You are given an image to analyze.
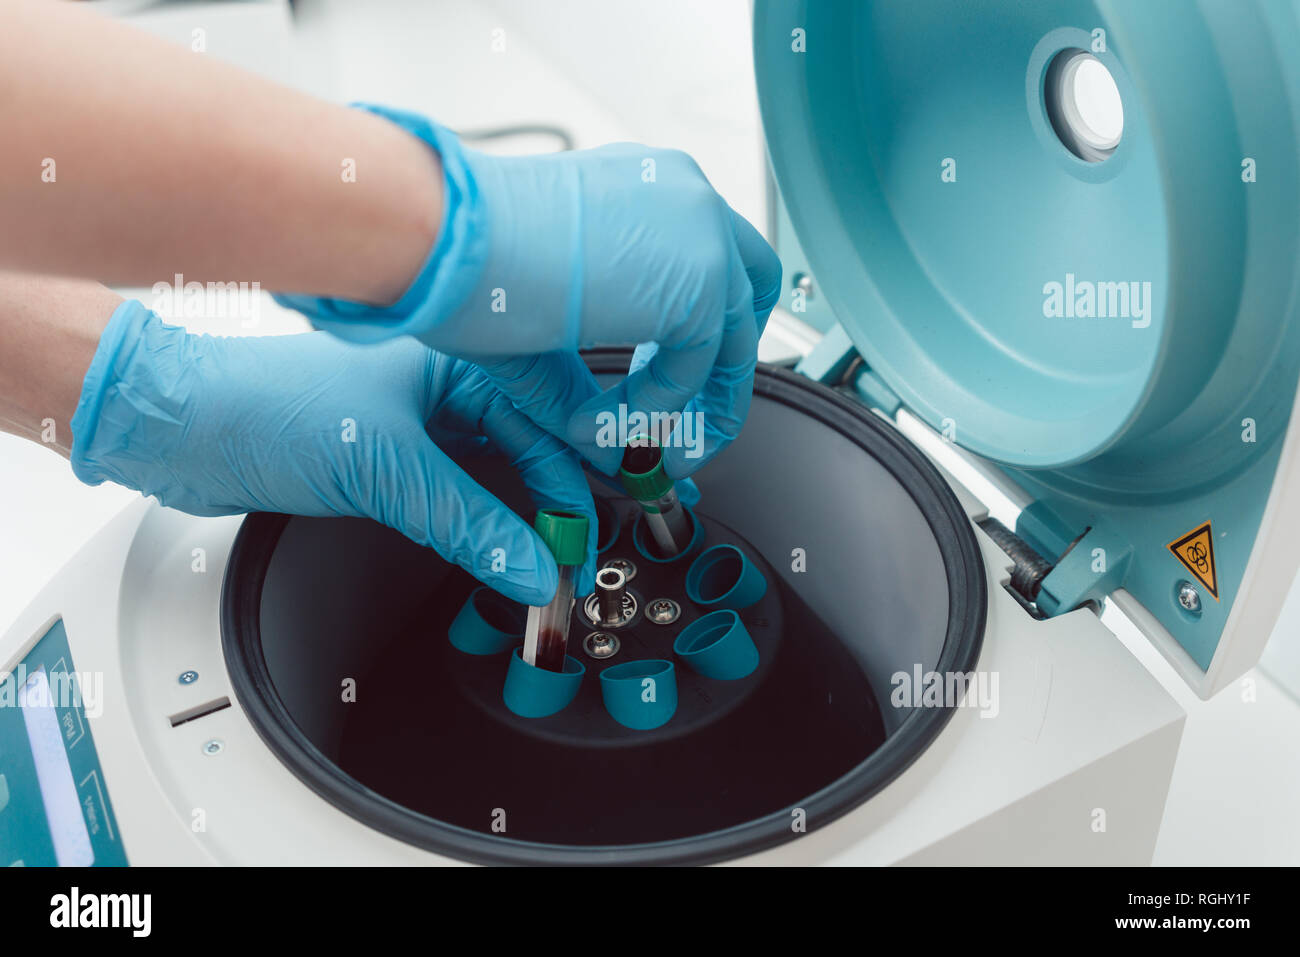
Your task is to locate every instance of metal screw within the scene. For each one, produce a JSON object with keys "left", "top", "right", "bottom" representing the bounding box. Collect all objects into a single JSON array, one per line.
[
  {"left": 202, "top": 739, "right": 224, "bottom": 756},
  {"left": 1177, "top": 581, "right": 1202, "bottom": 614},
  {"left": 602, "top": 557, "right": 637, "bottom": 583},
  {"left": 583, "top": 632, "right": 621, "bottom": 659},
  {"left": 793, "top": 272, "right": 815, "bottom": 300},
  {"left": 178, "top": 671, "right": 199, "bottom": 685},
  {"left": 645, "top": 598, "right": 681, "bottom": 625}
]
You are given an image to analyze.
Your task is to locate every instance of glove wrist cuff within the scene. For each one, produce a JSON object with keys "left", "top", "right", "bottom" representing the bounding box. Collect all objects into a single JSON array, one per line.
[
  {"left": 69, "top": 300, "right": 155, "bottom": 487},
  {"left": 272, "top": 105, "right": 489, "bottom": 345}
]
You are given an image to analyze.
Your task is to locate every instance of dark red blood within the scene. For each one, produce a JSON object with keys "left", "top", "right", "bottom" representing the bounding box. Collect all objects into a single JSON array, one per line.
[{"left": 534, "top": 626, "right": 568, "bottom": 672}]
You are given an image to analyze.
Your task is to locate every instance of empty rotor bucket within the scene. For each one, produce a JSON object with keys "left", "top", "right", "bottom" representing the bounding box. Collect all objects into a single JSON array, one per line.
[
  {"left": 600, "top": 659, "right": 678, "bottom": 730},
  {"left": 448, "top": 587, "right": 526, "bottom": 655},
  {"left": 685, "top": 544, "right": 768, "bottom": 611},
  {"left": 594, "top": 496, "right": 621, "bottom": 554},
  {"left": 673, "top": 610, "right": 760, "bottom": 681}
]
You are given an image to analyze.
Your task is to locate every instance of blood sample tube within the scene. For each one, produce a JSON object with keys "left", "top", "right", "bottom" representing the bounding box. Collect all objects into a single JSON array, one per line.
[
  {"left": 522, "top": 509, "right": 589, "bottom": 672},
  {"left": 619, "top": 436, "right": 692, "bottom": 557}
]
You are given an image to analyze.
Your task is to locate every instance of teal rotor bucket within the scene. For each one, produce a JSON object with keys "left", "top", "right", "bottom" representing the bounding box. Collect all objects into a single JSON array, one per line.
[{"left": 755, "top": 0, "right": 1300, "bottom": 481}]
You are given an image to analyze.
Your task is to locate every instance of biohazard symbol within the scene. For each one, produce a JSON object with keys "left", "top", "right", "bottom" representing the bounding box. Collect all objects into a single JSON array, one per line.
[{"left": 1167, "top": 521, "right": 1219, "bottom": 601}]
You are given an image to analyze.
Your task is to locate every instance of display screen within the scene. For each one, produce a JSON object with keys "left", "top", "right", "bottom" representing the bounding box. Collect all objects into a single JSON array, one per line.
[
  {"left": 18, "top": 669, "right": 94, "bottom": 866},
  {"left": 0, "top": 619, "right": 127, "bottom": 866}
]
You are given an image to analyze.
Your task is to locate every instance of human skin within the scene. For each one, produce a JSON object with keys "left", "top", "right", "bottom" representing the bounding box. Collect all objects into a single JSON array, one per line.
[
  {"left": 0, "top": 0, "right": 444, "bottom": 449},
  {"left": 0, "top": 0, "right": 442, "bottom": 306},
  {"left": 0, "top": 273, "right": 119, "bottom": 454}
]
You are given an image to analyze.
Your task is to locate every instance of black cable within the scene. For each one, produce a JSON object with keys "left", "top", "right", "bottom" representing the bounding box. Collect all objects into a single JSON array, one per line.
[{"left": 455, "top": 123, "right": 576, "bottom": 152}]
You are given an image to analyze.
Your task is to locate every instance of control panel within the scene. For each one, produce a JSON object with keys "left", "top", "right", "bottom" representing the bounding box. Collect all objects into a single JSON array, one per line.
[{"left": 0, "top": 619, "right": 126, "bottom": 866}]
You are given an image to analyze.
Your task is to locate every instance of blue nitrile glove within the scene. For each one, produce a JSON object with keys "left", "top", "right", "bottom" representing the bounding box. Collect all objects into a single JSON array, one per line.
[
  {"left": 69, "top": 300, "right": 598, "bottom": 603},
  {"left": 273, "top": 105, "right": 782, "bottom": 482}
]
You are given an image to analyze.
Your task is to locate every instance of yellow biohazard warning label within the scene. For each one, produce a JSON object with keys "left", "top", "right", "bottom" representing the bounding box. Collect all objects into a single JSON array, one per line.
[{"left": 1168, "top": 521, "right": 1219, "bottom": 601}]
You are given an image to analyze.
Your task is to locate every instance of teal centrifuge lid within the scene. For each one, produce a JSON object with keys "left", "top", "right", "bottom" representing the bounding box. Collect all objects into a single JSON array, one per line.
[{"left": 754, "top": 0, "right": 1300, "bottom": 687}]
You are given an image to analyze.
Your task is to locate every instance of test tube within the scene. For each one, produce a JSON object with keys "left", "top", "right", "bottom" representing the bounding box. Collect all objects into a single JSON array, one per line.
[
  {"left": 619, "top": 436, "right": 692, "bottom": 557},
  {"left": 522, "top": 509, "right": 589, "bottom": 672}
]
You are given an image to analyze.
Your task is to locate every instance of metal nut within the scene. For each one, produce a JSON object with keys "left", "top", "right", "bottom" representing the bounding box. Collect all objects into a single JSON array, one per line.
[
  {"left": 583, "top": 632, "right": 621, "bottom": 659},
  {"left": 645, "top": 598, "right": 681, "bottom": 625},
  {"left": 602, "top": 557, "right": 637, "bottom": 582}
]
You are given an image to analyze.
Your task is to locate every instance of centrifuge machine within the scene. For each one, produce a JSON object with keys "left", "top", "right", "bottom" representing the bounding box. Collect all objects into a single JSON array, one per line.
[{"left": 3, "top": 0, "right": 1300, "bottom": 865}]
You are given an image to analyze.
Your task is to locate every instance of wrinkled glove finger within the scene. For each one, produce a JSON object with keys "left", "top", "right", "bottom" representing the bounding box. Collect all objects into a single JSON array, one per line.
[{"left": 378, "top": 428, "right": 559, "bottom": 606}]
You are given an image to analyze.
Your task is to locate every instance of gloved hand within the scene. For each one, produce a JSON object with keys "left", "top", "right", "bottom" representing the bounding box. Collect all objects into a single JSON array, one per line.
[
  {"left": 70, "top": 300, "right": 597, "bottom": 604},
  {"left": 274, "top": 106, "right": 782, "bottom": 480}
]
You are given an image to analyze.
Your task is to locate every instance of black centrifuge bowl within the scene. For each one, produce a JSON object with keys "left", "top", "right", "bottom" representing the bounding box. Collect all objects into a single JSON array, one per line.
[{"left": 221, "top": 351, "right": 985, "bottom": 865}]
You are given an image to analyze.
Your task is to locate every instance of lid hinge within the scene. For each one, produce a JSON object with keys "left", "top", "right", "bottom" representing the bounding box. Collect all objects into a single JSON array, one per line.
[
  {"left": 979, "top": 517, "right": 1132, "bottom": 619},
  {"left": 794, "top": 323, "right": 858, "bottom": 384},
  {"left": 796, "top": 326, "right": 1138, "bottom": 619},
  {"left": 794, "top": 323, "right": 903, "bottom": 414},
  {"left": 1012, "top": 502, "right": 1131, "bottom": 614},
  {"left": 977, "top": 518, "right": 1054, "bottom": 618},
  {"left": 1035, "top": 527, "right": 1133, "bottom": 617}
]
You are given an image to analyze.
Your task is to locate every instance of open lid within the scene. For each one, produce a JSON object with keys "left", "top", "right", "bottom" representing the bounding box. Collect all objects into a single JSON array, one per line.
[{"left": 754, "top": 0, "right": 1300, "bottom": 697}]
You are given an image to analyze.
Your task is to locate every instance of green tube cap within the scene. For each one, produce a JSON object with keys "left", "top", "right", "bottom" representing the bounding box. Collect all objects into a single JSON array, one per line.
[
  {"left": 619, "top": 437, "right": 673, "bottom": 502},
  {"left": 534, "top": 509, "right": 588, "bottom": 566}
]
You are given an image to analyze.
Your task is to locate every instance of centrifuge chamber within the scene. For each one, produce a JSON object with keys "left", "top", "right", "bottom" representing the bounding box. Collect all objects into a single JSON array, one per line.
[{"left": 218, "top": 353, "right": 985, "bottom": 865}]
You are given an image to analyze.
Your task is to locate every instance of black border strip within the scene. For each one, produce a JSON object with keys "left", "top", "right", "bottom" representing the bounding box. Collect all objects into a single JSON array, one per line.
[{"left": 220, "top": 351, "right": 987, "bottom": 865}]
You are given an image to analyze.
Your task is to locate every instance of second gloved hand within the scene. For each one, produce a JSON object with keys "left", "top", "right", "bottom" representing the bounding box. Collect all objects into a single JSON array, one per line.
[
  {"left": 69, "top": 300, "right": 597, "bottom": 604},
  {"left": 274, "top": 107, "right": 782, "bottom": 480}
]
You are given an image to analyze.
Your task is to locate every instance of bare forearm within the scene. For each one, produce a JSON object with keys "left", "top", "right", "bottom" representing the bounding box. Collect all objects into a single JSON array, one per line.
[
  {"left": 0, "top": 0, "right": 441, "bottom": 305},
  {"left": 0, "top": 273, "right": 121, "bottom": 455}
]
